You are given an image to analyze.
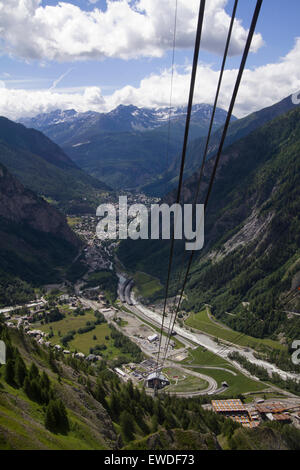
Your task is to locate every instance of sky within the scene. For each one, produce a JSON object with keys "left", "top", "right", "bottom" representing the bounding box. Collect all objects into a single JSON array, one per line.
[{"left": 0, "top": 0, "right": 300, "bottom": 120}]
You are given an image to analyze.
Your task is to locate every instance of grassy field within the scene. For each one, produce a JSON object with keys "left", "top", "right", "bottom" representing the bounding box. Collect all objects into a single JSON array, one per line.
[
  {"left": 163, "top": 367, "right": 186, "bottom": 382},
  {"left": 38, "top": 310, "right": 122, "bottom": 359},
  {"left": 166, "top": 376, "right": 209, "bottom": 393},
  {"left": 185, "top": 309, "right": 284, "bottom": 352},
  {"left": 190, "top": 367, "right": 266, "bottom": 395},
  {"left": 69, "top": 322, "right": 117, "bottom": 358},
  {"left": 133, "top": 271, "right": 163, "bottom": 299},
  {"left": 162, "top": 367, "right": 209, "bottom": 393},
  {"left": 183, "top": 346, "right": 236, "bottom": 370},
  {"left": 182, "top": 347, "right": 268, "bottom": 395},
  {"left": 39, "top": 309, "right": 96, "bottom": 344}
]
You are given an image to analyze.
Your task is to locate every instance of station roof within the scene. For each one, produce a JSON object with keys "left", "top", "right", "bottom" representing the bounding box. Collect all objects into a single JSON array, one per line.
[
  {"left": 256, "top": 403, "right": 286, "bottom": 414},
  {"left": 147, "top": 372, "right": 168, "bottom": 382},
  {"left": 273, "top": 413, "right": 291, "bottom": 422},
  {"left": 211, "top": 399, "right": 246, "bottom": 412}
]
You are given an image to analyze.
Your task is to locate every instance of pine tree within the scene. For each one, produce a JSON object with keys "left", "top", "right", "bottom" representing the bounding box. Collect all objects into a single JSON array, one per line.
[
  {"left": 40, "top": 371, "right": 50, "bottom": 389},
  {"left": 164, "top": 410, "right": 176, "bottom": 430},
  {"left": 57, "top": 399, "right": 69, "bottom": 434},
  {"left": 120, "top": 410, "right": 135, "bottom": 441},
  {"left": 4, "top": 359, "right": 15, "bottom": 386},
  {"left": 14, "top": 356, "right": 27, "bottom": 387},
  {"left": 151, "top": 413, "right": 159, "bottom": 433},
  {"left": 109, "top": 392, "right": 120, "bottom": 421},
  {"left": 45, "top": 400, "right": 57, "bottom": 433},
  {"left": 95, "top": 383, "right": 107, "bottom": 408},
  {"left": 28, "top": 362, "right": 39, "bottom": 380},
  {"left": 45, "top": 399, "right": 69, "bottom": 434}
]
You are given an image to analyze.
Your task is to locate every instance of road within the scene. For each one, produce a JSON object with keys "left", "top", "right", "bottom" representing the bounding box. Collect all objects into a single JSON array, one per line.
[
  {"left": 118, "top": 274, "right": 300, "bottom": 385},
  {"left": 117, "top": 274, "right": 195, "bottom": 350},
  {"left": 0, "top": 300, "right": 45, "bottom": 314},
  {"left": 80, "top": 285, "right": 218, "bottom": 396},
  {"left": 163, "top": 362, "right": 219, "bottom": 396}
]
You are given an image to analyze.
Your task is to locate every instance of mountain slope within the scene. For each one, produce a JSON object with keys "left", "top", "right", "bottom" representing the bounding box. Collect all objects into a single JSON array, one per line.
[
  {"left": 0, "top": 163, "right": 81, "bottom": 305},
  {"left": 118, "top": 105, "right": 300, "bottom": 349},
  {"left": 20, "top": 104, "right": 232, "bottom": 191},
  {"left": 0, "top": 326, "right": 117, "bottom": 450},
  {"left": 142, "top": 94, "right": 300, "bottom": 196},
  {"left": 0, "top": 117, "right": 110, "bottom": 212},
  {"left": 1, "top": 323, "right": 299, "bottom": 450}
]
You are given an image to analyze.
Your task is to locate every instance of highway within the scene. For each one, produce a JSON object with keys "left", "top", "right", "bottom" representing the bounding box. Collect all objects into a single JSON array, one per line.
[
  {"left": 80, "top": 292, "right": 218, "bottom": 396},
  {"left": 117, "top": 274, "right": 196, "bottom": 350},
  {"left": 118, "top": 274, "right": 300, "bottom": 386},
  {"left": 0, "top": 300, "right": 45, "bottom": 314}
]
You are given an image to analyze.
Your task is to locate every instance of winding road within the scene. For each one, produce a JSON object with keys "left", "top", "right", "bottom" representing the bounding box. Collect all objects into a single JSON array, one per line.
[{"left": 118, "top": 274, "right": 300, "bottom": 386}]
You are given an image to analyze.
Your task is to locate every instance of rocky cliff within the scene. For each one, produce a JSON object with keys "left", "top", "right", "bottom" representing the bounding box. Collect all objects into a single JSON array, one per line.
[{"left": 0, "top": 164, "right": 79, "bottom": 247}]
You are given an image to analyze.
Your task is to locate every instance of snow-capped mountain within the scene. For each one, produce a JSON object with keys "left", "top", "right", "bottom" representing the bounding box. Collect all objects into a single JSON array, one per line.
[
  {"left": 19, "top": 103, "right": 233, "bottom": 146},
  {"left": 18, "top": 103, "right": 235, "bottom": 192}
]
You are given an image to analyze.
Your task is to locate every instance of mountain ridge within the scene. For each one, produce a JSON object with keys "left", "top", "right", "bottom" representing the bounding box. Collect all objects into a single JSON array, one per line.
[
  {"left": 118, "top": 104, "right": 300, "bottom": 355},
  {"left": 141, "top": 94, "right": 300, "bottom": 196},
  {"left": 19, "top": 103, "right": 233, "bottom": 143},
  {"left": 0, "top": 117, "right": 111, "bottom": 213},
  {"left": 19, "top": 103, "right": 234, "bottom": 191},
  {"left": 0, "top": 162, "right": 82, "bottom": 303}
]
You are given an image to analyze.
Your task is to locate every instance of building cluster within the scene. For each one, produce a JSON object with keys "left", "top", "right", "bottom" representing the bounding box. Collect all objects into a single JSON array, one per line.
[
  {"left": 23, "top": 328, "right": 101, "bottom": 361},
  {"left": 114, "top": 358, "right": 164, "bottom": 384},
  {"left": 3, "top": 308, "right": 104, "bottom": 364},
  {"left": 211, "top": 399, "right": 300, "bottom": 428}
]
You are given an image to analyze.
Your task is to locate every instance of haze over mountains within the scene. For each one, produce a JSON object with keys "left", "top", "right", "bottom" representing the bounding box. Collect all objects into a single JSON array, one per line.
[
  {"left": 20, "top": 103, "right": 233, "bottom": 191},
  {"left": 20, "top": 96, "right": 300, "bottom": 198}
]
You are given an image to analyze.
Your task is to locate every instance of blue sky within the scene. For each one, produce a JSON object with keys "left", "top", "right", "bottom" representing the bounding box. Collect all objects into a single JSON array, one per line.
[{"left": 0, "top": 0, "right": 300, "bottom": 119}]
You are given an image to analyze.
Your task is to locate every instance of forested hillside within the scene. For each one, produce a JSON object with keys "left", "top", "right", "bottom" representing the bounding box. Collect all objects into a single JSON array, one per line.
[
  {"left": 1, "top": 320, "right": 299, "bottom": 450},
  {"left": 118, "top": 106, "right": 300, "bottom": 353},
  {"left": 0, "top": 117, "right": 110, "bottom": 213},
  {"left": 0, "top": 163, "right": 81, "bottom": 306},
  {"left": 142, "top": 94, "right": 300, "bottom": 196},
  {"left": 20, "top": 104, "right": 231, "bottom": 191}
]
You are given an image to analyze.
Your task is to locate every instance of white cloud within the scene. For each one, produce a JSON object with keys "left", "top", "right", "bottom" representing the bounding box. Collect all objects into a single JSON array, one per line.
[
  {"left": 0, "top": 0, "right": 263, "bottom": 61},
  {"left": 105, "top": 37, "right": 300, "bottom": 117},
  {"left": 0, "top": 84, "right": 106, "bottom": 120},
  {"left": 1, "top": 38, "right": 300, "bottom": 121}
]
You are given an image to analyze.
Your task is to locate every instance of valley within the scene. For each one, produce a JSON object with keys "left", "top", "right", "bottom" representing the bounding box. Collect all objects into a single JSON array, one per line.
[
  {"left": 1, "top": 0, "right": 300, "bottom": 453},
  {"left": 20, "top": 104, "right": 233, "bottom": 192},
  {"left": 1, "top": 205, "right": 298, "bottom": 401}
]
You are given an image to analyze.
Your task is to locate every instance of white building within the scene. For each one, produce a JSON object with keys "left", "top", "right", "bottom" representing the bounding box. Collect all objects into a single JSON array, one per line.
[{"left": 147, "top": 334, "right": 158, "bottom": 343}]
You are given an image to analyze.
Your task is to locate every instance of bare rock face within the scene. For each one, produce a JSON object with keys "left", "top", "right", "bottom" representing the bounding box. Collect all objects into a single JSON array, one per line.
[{"left": 0, "top": 164, "right": 80, "bottom": 248}]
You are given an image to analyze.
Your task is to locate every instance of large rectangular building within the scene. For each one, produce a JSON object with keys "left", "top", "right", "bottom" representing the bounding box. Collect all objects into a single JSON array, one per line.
[
  {"left": 211, "top": 399, "right": 257, "bottom": 428},
  {"left": 212, "top": 399, "right": 247, "bottom": 414}
]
